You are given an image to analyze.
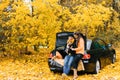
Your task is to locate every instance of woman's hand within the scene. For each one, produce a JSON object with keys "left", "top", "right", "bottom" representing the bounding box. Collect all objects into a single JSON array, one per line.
[
  {"left": 52, "top": 56, "right": 56, "bottom": 60},
  {"left": 65, "top": 49, "right": 68, "bottom": 54},
  {"left": 71, "top": 48, "right": 75, "bottom": 51}
]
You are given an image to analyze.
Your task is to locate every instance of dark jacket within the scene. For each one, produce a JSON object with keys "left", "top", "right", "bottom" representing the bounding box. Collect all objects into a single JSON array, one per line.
[{"left": 65, "top": 40, "right": 76, "bottom": 55}]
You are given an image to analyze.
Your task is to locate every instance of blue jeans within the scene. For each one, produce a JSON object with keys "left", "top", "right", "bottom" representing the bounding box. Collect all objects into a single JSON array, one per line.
[
  {"left": 63, "top": 55, "right": 74, "bottom": 75},
  {"left": 72, "top": 54, "right": 83, "bottom": 69}
]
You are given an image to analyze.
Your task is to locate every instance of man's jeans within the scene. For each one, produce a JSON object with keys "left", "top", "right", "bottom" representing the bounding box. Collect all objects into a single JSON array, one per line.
[
  {"left": 63, "top": 55, "right": 74, "bottom": 75},
  {"left": 72, "top": 54, "right": 83, "bottom": 69}
]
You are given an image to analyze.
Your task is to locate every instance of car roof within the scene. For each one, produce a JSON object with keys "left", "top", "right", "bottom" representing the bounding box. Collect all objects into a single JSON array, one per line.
[
  {"left": 56, "top": 32, "right": 105, "bottom": 47},
  {"left": 56, "top": 32, "right": 73, "bottom": 37}
]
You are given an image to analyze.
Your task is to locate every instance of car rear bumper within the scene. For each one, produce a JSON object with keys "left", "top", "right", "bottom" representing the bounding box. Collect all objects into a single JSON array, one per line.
[
  {"left": 50, "top": 67, "right": 63, "bottom": 71},
  {"left": 48, "top": 58, "right": 95, "bottom": 72}
]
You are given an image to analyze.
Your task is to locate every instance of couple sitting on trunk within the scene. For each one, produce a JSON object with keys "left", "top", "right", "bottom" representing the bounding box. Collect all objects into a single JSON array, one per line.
[{"left": 53, "top": 32, "right": 85, "bottom": 80}]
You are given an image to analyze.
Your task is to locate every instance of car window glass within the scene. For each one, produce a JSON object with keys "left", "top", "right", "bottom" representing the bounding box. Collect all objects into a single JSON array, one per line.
[
  {"left": 56, "top": 37, "right": 68, "bottom": 49},
  {"left": 93, "top": 41, "right": 101, "bottom": 49},
  {"left": 97, "top": 40, "right": 106, "bottom": 49},
  {"left": 90, "top": 41, "right": 99, "bottom": 49}
]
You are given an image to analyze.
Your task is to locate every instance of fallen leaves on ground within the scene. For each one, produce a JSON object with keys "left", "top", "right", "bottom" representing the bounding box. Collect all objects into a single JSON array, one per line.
[{"left": 0, "top": 49, "right": 120, "bottom": 80}]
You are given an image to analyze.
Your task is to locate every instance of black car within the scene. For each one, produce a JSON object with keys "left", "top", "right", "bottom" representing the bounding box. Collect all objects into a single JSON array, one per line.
[{"left": 48, "top": 32, "right": 116, "bottom": 74}]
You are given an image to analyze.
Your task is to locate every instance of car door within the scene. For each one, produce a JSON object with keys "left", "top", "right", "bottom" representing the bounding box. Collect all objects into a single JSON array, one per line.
[
  {"left": 96, "top": 39, "right": 112, "bottom": 67},
  {"left": 89, "top": 40, "right": 105, "bottom": 62},
  {"left": 96, "top": 39, "right": 108, "bottom": 56},
  {"left": 89, "top": 39, "right": 108, "bottom": 62}
]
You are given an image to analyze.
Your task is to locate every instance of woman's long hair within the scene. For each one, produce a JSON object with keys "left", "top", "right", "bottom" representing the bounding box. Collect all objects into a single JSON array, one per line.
[{"left": 74, "top": 32, "right": 86, "bottom": 49}]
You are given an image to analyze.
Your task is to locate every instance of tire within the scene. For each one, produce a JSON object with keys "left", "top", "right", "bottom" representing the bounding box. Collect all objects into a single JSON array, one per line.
[
  {"left": 112, "top": 53, "right": 116, "bottom": 63},
  {"left": 93, "top": 60, "right": 101, "bottom": 74}
]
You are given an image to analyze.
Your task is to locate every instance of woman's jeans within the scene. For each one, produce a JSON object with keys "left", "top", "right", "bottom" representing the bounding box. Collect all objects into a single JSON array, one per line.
[
  {"left": 63, "top": 55, "right": 74, "bottom": 75},
  {"left": 72, "top": 54, "right": 83, "bottom": 69}
]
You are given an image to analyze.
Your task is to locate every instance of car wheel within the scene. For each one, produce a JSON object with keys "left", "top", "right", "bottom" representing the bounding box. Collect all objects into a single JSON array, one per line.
[
  {"left": 93, "top": 60, "right": 101, "bottom": 74},
  {"left": 112, "top": 53, "right": 116, "bottom": 63}
]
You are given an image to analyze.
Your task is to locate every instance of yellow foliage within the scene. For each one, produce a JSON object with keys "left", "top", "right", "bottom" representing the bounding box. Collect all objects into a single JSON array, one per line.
[
  {"left": 63, "top": 4, "right": 113, "bottom": 37},
  {"left": 0, "top": 0, "right": 62, "bottom": 51},
  {"left": 0, "top": 0, "right": 120, "bottom": 52}
]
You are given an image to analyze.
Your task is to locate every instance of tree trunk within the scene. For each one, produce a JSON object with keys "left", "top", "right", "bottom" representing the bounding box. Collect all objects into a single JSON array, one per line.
[{"left": 113, "top": 0, "right": 120, "bottom": 12}]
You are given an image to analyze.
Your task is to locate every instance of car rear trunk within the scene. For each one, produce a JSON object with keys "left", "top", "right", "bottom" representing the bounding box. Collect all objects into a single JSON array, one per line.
[
  {"left": 55, "top": 32, "right": 73, "bottom": 51},
  {"left": 48, "top": 32, "right": 88, "bottom": 71}
]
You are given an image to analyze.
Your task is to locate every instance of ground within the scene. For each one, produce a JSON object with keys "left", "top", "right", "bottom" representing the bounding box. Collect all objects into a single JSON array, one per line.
[{"left": 0, "top": 49, "right": 120, "bottom": 80}]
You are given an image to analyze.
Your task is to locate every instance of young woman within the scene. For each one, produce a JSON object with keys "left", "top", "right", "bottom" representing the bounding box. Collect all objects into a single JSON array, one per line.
[
  {"left": 62, "top": 36, "right": 76, "bottom": 76},
  {"left": 71, "top": 32, "right": 85, "bottom": 79}
]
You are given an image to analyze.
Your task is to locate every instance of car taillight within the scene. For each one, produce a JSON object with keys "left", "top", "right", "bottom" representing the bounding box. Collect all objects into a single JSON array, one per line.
[
  {"left": 49, "top": 53, "right": 53, "bottom": 58},
  {"left": 82, "top": 54, "right": 91, "bottom": 59}
]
